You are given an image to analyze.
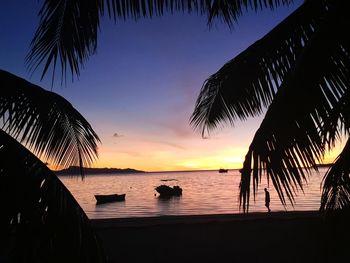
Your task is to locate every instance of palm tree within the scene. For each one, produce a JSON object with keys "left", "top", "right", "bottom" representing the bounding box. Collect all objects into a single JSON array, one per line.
[
  {"left": 27, "top": 0, "right": 350, "bottom": 211},
  {"left": 190, "top": 0, "right": 350, "bottom": 211},
  {"left": 0, "top": 70, "right": 105, "bottom": 261}
]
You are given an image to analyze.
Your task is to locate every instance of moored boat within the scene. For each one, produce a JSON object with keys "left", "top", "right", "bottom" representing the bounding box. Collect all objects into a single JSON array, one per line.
[
  {"left": 95, "top": 193, "right": 126, "bottom": 204},
  {"left": 155, "top": 185, "right": 182, "bottom": 198}
]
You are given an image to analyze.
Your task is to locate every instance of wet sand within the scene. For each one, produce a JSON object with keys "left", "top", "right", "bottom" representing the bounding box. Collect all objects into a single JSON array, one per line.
[{"left": 91, "top": 211, "right": 349, "bottom": 263}]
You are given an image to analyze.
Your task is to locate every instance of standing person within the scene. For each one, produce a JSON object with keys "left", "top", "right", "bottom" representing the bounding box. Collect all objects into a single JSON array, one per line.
[{"left": 264, "top": 188, "right": 271, "bottom": 212}]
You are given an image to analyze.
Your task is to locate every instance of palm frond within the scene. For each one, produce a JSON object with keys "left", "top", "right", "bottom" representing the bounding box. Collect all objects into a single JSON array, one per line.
[
  {"left": 104, "top": 0, "right": 293, "bottom": 24},
  {"left": 26, "top": 0, "right": 103, "bottom": 84},
  {"left": 243, "top": 54, "right": 349, "bottom": 209},
  {"left": 321, "top": 138, "right": 350, "bottom": 211},
  {"left": 27, "top": 0, "right": 293, "bottom": 83},
  {"left": 191, "top": 0, "right": 327, "bottom": 135},
  {"left": 193, "top": 0, "right": 350, "bottom": 211},
  {"left": 0, "top": 129, "right": 106, "bottom": 262},
  {"left": 0, "top": 70, "right": 100, "bottom": 171},
  {"left": 321, "top": 85, "right": 350, "bottom": 150}
]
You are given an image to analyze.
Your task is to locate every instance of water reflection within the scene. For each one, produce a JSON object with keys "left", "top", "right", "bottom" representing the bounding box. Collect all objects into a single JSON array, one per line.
[
  {"left": 59, "top": 169, "right": 324, "bottom": 219},
  {"left": 157, "top": 196, "right": 181, "bottom": 216}
]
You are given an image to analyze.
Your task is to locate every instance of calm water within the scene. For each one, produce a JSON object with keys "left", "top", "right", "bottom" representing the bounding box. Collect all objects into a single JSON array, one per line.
[{"left": 59, "top": 169, "right": 326, "bottom": 219}]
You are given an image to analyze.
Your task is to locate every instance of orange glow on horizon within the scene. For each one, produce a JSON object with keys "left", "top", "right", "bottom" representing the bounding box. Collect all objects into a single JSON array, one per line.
[
  {"left": 88, "top": 143, "right": 343, "bottom": 172},
  {"left": 46, "top": 133, "right": 344, "bottom": 172},
  {"left": 90, "top": 151, "right": 246, "bottom": 172},
  {"left": 84, "top": 144, "right": 248, "bottom": 172}
]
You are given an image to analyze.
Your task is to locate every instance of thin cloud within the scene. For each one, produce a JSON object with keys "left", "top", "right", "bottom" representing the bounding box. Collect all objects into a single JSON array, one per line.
[
  {"left": 160, "top": 141, "right": 187, "bottom": 150},
  {"left": 155, "top": 119, "right": 194, "bottom": 138},
  {"left": 119, "top": 150, "right": 143, "bottom": 157}
]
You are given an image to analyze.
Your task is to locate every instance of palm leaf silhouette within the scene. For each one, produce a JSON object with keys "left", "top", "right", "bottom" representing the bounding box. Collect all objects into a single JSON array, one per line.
[
  {"left": 321, "top": 90, "right": 350, "bottom": 210},
  {"left": 191, "top": 0, "right": 350, "bottom": 210},
  {"left": 27, "top": 0, "right": 350, "bottom": 211},
  {"left": 191, "top": 1, "right": 324, "bottom": 134},
  {"left": 0, "top": 129, "right": 105, "bottom": 262},
  {"left": 0, "top": 69, "right": 100, "bottom": 172},
  {"left": 27, "top": 0, "right": 292, "bottom": 83},
  {"left": 321, "top": 138, "right": 350, "bottom": 211}
]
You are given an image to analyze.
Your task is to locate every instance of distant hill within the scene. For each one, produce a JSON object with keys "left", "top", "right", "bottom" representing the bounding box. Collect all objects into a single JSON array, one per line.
[{"left": 55, "top": 166, "right": 145, "bottom": 175}]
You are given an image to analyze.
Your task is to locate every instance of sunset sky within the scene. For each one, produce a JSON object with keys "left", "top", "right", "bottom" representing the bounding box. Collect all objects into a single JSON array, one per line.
[{"left": 1, "top": 0, "right": 341, "bottom": 171}]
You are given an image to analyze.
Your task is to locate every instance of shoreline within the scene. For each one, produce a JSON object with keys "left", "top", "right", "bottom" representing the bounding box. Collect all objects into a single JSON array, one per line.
[
  {"left": 91, "top": 211, "right": 349, "bottom": 263},
  {"left": 91, "top": 210, "right": 320, "bottom": 228}
]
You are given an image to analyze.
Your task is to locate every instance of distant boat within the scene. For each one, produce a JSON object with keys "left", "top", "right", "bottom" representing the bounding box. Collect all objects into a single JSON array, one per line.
[
  {"left": 95, "top": 193, "right": 126, "bottom": 204},
  {"left": 155, "top": 185, "right": 182, "bottom": 198},
  {"left": 219, "top": 168, "right": 228, "bottom": 173}
]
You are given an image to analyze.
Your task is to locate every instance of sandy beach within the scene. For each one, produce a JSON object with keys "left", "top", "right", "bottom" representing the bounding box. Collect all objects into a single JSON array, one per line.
[{"left": 91, "top": 211, "right": 349, "bottom": 263}]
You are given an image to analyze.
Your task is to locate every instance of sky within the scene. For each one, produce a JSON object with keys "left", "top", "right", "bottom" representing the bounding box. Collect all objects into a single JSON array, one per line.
[{"left": 1, "top": 0, "right": 340, "bottom": 172}]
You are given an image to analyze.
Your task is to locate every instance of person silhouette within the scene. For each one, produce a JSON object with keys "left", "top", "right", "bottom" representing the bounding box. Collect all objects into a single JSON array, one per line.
[{"left": 264, "top": 188, "right": 271, "bottom": 212}]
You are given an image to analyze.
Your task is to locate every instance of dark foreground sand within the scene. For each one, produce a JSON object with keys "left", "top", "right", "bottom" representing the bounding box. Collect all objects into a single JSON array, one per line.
[{"left": 91, "top": 211, "right": 349, "bottom": 263}]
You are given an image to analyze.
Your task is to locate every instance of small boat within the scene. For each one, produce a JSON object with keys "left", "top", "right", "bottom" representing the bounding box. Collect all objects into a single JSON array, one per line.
[
  {"left": 155, "top": 185, "right": 182, "bottom": 198},
  {"left": 219, "top": 168, "right": 228, "bottom": 173},
  {"left": 95, "top": 193, "right": 126, "bottom": 204}
]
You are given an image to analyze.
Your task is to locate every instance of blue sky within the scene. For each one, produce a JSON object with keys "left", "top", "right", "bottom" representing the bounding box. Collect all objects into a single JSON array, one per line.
[{"left": 0, "top": 1, "right": 305, "bottom": 171}]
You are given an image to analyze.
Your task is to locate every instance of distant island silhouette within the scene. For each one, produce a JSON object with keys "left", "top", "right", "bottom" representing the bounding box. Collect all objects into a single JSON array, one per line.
[{"left": 55, "top": 166, "right": 145, "bottom": 175}]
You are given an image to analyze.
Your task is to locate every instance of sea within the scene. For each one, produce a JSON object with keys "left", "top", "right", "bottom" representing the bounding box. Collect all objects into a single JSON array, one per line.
[{"left": 59, "top": 168, "right": 326, "bottom": 219}]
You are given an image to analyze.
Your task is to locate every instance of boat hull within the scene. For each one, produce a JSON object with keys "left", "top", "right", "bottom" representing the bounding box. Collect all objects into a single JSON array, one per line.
[{"left": 95, "top": 194, "right": 126, "bottom": 204}]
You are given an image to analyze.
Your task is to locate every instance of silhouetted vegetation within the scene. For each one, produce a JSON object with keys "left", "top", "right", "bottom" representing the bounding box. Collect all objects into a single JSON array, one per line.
[
  {"left": 0, "top": 125, "right": 104, "bottom": 262},
  {"left": 190, "top": 0, "right": 350, "bottom": 211},
  {"left": 27, "top": 0, "right": 350, "bottom": 212},
  {"left": 1, "top": 68, "right": 102, "bottom": 260},
  {"left": 2, "top": 0, "right": 349, "bottom": 261},
  {"left": 56, "top": 166, "right": 145, "bottom": 175}
]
